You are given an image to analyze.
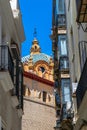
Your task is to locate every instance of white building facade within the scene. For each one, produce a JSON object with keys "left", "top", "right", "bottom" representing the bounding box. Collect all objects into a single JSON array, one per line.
[
  {"left": 0, "top": 0, "right": 25, "bottom": 130},
  {"left": 65, "top": 0, "right": 87, "bottom": 129}
]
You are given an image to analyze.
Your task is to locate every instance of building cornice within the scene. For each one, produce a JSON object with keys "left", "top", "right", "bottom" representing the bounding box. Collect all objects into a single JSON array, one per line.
[{"left": 24, "top": 71, "right": 54, "bottom": 87}]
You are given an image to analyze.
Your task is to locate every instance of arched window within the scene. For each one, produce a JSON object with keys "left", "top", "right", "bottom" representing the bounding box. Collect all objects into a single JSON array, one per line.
[
  {"left": 40, "top": 67, "right": 45, "bottom": 73},
  {"left": 43, "top": 91, "right": 47, "bottom": 102}
]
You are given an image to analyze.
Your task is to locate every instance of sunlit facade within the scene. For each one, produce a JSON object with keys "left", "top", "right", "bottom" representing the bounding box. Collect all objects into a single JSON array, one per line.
[{"left": 22, "top": 37, "right": 56, "bottom": 130}]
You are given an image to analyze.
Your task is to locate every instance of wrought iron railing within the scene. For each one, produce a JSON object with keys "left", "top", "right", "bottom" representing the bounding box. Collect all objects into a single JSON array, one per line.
[
  {"left": 14, "top": 60, "right": 23, "bottom": 110},
  {"left": 0, "top": 45, "right": 23, "bottom": 110},
  {"left": 0, "top": 45, "right": 14, "bottom": 82}
]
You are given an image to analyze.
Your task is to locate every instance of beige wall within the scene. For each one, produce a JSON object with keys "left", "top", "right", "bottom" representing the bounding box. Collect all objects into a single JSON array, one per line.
[
  {"left": 22, "top": 99, "right": 56, "bottom": 130},
  {"left": 22, "top": 76, "right": 56, "bottom": 130}
]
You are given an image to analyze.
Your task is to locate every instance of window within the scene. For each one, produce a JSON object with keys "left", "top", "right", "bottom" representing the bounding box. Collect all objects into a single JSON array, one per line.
[
  {"left": 57, "top": 0, "right": 65, "bottom": 14},
  {"left": 79, "top": 41, "right": 87, "bottom": 71},
  {"left": 58, "top": 35, "right": 67, "bottom": 56},
  {"left": 40, "top": 67, "right": 45, "bottom": 73},
  {"left": 61, "top": 79, "right": 71, "bottom": 103},
  {"left": 60, "top": 57, "right": 69, "bottom": 69},
  {"left": 59, "top": 0, "right": 63, "bottom": 12},
  {"left": 43, "top": 91, "right": 47, "bottom": 102},
  {"left": 60, "top": 39, "right": 67, "bottom": 55}
]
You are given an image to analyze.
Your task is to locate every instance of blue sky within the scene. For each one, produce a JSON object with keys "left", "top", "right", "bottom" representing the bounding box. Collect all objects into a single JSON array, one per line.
[{"left": 19, "top": 0, "right": 52, "bottom": 57}]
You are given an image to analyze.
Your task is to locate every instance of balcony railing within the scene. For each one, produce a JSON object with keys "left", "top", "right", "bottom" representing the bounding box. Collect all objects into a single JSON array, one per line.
[
  {"left": 0, "top": 45, "right": 23, "bottom": 110},
  {"left": 76, "top": 0, "right": 87, "bottom": 22},
  {"left": 0, "top": 45, "right": 14, "bottom": 82},
  {"left": 13, "top": 60, "right": 23, "bottom": 110}
]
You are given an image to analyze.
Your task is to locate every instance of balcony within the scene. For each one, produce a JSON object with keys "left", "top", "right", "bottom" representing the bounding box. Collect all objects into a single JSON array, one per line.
[
  {"left": 59, "top": 56, "right": 69, "bottom": 72},
  {"left": 0, "top": 45, "right": 14, "bottom": 92},
  {"left": 13, "top": 60, "right": 23, "bottom": 110},
  {"left": 0, "top": 45, "right": 23, "bottom": 110},
  {"left": 57, "top": 14, "right": 66, "bottom": 27},
  {"left": 76, "top": 0, "right": 87, "bottom": 22}
]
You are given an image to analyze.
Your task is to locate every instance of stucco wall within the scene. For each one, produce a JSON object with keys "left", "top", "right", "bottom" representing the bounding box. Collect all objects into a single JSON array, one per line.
[
  {"left": 22, "top": 98, "right": 56, "bottom": 130},
  {"left": 22, "top": 74, "right": 56, "bottom": 130}
]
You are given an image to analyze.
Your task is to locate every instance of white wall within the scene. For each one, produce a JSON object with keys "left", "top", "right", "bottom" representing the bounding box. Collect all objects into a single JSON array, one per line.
[{"left": 10, "top": 0, "right": 18, "bottom": 10}]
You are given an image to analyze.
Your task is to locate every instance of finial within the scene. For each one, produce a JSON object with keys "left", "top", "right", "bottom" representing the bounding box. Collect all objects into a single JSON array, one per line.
[{"left": 33, "top": 28, "right": 37, "bottom": 38}]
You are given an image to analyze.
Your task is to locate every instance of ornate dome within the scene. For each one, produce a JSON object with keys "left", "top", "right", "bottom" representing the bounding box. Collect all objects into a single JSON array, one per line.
[
  {"left": 22, "top": 38, "right": 51, "bottom": 64},
  {"left": 22, "top": 53, "right": 51, "bottom": 64},
  {"left": 22, "top": 37, "right": 54, "bottom": 81}
]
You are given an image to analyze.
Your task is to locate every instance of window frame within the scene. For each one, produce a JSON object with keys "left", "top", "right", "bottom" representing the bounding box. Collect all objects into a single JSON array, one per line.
[
  {"left": 43, "top": 91, "right": 47, "bottom": 102},
  {"left": 61, "top": 78, "right": 71, "bottom": 103},
  {"left": 56, "top": 0, "right": 65, "bottom": 14},
  {"left": 58, "top": 35, "right": 68, "bottom": 56}
]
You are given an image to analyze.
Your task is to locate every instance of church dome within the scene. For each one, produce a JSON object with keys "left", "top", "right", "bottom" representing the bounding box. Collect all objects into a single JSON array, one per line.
[
  {"left": 22, "top": 53, "right": 51, "bottom": 64},
  {"left": 22, "top": 36, "right": 54, "bottom": 82},
  {"left": 22, "top": 37, "right": 51, "bottom": 64}
]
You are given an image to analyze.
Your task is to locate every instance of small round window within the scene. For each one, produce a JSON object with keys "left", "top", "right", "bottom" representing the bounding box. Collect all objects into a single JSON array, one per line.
[{"left": 40, "top": 67, "right": 45, "bottom": 73}]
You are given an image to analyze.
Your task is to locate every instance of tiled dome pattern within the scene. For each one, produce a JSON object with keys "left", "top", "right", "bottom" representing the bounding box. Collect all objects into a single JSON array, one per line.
[{"left": 22, "top": 53, "right": 51, "bottom": 64}]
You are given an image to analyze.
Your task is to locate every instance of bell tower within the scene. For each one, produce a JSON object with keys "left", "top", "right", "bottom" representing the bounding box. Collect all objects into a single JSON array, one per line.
[{"left": 30, "top": 29, "right": 41, "bottom": 55}]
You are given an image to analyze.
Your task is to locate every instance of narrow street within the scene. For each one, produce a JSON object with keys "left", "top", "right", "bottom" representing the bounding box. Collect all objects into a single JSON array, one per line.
[{"left": 0, "top": 0, "right": 87, "bottom": 130}]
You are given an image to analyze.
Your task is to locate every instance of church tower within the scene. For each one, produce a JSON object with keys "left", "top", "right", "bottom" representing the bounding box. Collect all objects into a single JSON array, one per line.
[
  {"left": 22, "top": 33, "right": 56, "bottom": 130},
  {"left": 22, "top": 35, "right": 54, "bottom": 81}
]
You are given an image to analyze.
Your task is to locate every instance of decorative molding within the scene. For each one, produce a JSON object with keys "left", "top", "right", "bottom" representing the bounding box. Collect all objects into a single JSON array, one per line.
[{"left": 24, "top": 71, "right": 54, "bottom": 87}]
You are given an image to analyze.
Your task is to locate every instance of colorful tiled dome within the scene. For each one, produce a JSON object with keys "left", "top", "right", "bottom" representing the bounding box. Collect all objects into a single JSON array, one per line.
[{"left": 22, "top": 53, "right": 51, "bottom": 64}]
